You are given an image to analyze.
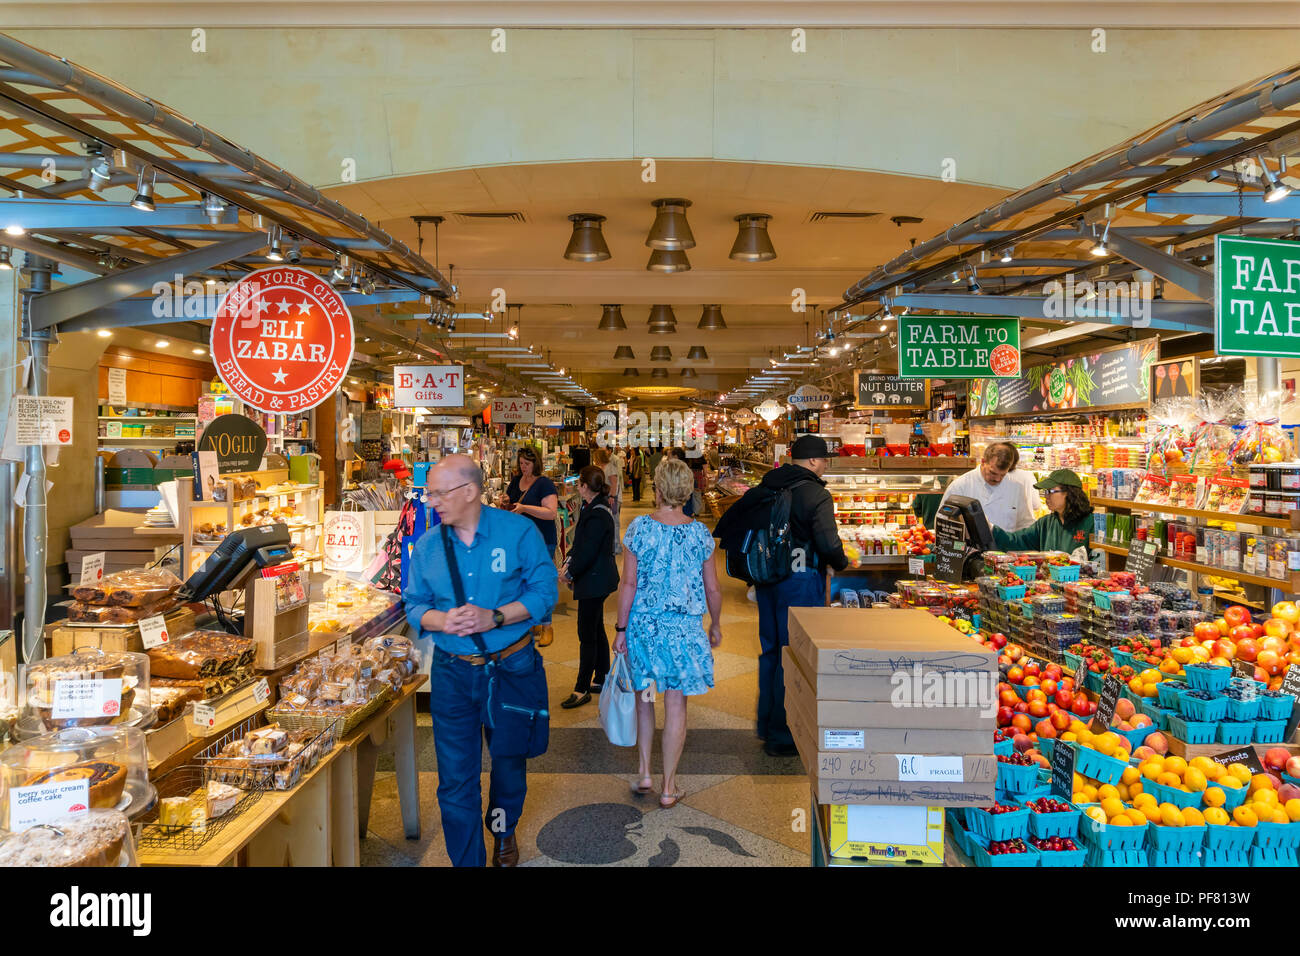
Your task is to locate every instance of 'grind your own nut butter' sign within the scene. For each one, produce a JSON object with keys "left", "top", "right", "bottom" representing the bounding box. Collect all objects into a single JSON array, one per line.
[
  {"left": 211, "top": 266, "right": 355, "bottom": 412},
  {"left": 1215, "top": 235, "right": 1300, "bottom": 358},
  {"left": 897, "top": 314, "right": 1021, "bottom": 379}
]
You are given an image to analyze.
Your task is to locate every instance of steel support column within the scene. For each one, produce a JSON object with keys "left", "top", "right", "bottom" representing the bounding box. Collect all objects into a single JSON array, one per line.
[{"left": 20, "top": 254, "right": 52, "bottom": 662}]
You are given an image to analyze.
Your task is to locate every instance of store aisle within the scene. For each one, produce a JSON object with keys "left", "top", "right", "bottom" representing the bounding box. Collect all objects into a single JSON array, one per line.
[{"left": 362, "top": 494, "right": 808, "bottom": 866}]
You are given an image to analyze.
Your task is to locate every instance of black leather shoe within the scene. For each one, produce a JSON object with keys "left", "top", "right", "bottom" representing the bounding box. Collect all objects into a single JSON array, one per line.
[
  {"left": 492, "top": 833, "right": 519, "bottom": 867},
  {"left": 561, "top": 691, "right": 591, "bottom": 709},
  {"left": 764, "top": 741, "right": 799, "bottom": 757}
]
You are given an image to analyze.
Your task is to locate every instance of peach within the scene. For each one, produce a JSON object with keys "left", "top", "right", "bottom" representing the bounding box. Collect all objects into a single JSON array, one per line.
[
  {"left": 1114, "top": 698, "right": 1136, "bottom": 721},
  {"left": 1131, "top": 714, "right": 1152, "bottom": 729},
  {"left": 1145, "top": 732, "right": 1170, "bottom": 755}
]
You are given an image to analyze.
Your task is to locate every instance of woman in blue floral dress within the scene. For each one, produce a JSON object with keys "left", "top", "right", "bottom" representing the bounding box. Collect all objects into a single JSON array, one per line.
[{"left": 614, "top": 457, "right": 723, "bottom": 808}]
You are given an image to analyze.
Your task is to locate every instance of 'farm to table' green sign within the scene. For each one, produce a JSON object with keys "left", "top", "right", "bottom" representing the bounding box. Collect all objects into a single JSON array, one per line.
[
  {"left": 897, "top": 314, "right": 1021, "bottom": 379},
  {"left": 1215, "top": 234, "right": 1300, "bottom": 357}
]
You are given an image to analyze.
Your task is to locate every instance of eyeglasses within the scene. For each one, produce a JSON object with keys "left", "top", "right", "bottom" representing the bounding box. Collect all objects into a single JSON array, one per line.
[
  {"left": 1042, "top": 487, "right": 1065, "bottom": 496},
  {"left": 427, "top": 481, "right": 472, "bottom": 501}
]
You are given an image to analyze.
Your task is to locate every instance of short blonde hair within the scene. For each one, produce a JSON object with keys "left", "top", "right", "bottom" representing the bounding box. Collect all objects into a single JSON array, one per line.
[
  {"left": 592, "top": 447, "right": 610, "bottom": 466},
  {"left": 655, "top": 457, "right": 694, "bottom": 508}
]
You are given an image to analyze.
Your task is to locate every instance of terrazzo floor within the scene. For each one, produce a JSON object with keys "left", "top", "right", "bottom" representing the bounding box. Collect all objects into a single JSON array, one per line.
[{"left": 361, "top": 496, "right": 811, "bottom": 866}]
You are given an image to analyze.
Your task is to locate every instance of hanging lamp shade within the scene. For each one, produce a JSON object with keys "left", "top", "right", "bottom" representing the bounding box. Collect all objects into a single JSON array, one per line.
[
  {"left": 647, "top": 248, "right": 691, "bottom": 273},
  {"left": 681, "top": 367, "right": 698, "bottom": 379},
  {"left": 686, "top": 346, "right": 709, "bottom": 361},
  {"left": 647, "top": 303, "right": 677, "bottom": 333},
  {"left": 697, "top": 304, "right": 727, "bottom": 330},
  {"left": 623, "top": 368, "right": 640, "bottom": 377},
  {"left": 651, "top": 368, "right": 669, "bottom": 379},
  {"left": 564, "top": 214, "right": 611, "bottom": 261},
  {"left": 645, "top": 198, "right": 695, "bottom": 250},
  {"left": 613, "top": 345, "right": 634, "bottom": 360},
  {"left": 729, "top": 213, "right": 776, "bottom": 262},
  {"left": 597, "top": 303, "right": 627, "bottom": 330},
  {"left": 650, "top": 346, "right": 672, "bottom": 362}
]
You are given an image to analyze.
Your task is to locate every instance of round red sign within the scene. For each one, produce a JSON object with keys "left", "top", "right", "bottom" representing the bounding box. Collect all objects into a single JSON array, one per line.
[
  {"left": 990, "top": 344, "right": 1020, "bottom": 377},
  {"left": 704, "top": 421, "right": 718, "bottom": 436},
  {"left": 210, "top": 267, "right": 355, "bottom": 413},
  {"left": 57, "top": 429, "right": 70, "bottom": 444}
]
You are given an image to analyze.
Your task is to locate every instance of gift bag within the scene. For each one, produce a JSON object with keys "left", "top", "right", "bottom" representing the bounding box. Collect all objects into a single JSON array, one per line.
[
  {"left": 599, "top": 653, "right": 638, "bottom": 747},
  {"left": 323, "top": 505, "right": 375, "bottom": 572}
]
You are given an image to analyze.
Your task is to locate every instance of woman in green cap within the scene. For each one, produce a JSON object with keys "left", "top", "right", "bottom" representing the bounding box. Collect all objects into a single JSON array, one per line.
[{"left": 991, "top": 469, "right": 1095, "bottom": 554}]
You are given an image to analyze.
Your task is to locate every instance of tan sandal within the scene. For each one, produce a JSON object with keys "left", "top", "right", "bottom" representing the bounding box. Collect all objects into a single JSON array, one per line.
[
  {"left": 659, "top": 786, "right": 685, "bottom": 809},
  {"left": 533, "top": 624, "right": 554, "bottom": 647}
]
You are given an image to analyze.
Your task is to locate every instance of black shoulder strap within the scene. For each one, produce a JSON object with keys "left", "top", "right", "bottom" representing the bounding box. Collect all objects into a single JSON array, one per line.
[{"left": 441, "top": 524, "right": 489, "bottom": 657}]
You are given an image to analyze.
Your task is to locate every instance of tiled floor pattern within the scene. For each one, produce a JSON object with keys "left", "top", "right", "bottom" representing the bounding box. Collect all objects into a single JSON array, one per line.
[{"left": 362, "top": 497, "right": 810, "bottom": 866}]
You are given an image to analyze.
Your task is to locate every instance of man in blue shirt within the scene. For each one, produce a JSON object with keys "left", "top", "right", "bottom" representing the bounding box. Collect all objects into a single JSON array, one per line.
[{"left": 404, "top": 454, "right": 558, "bottom": 867}]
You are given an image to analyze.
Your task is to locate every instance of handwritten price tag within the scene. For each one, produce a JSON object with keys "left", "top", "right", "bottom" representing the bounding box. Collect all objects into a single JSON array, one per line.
[
  {"left": 252, "top": 678, "right": 271, "bottom": 704},
  {"left": 138, "top": 615, "right": 169, "bottom": 650},
  {"left": 192, "top": 701, "right": 216, "bottom": 728},
  {"left": 908, "top": 557, "right": 925, "bottom": 576},
  {"left": 79, "top": 552, "right": 105, "bottom": 586}
]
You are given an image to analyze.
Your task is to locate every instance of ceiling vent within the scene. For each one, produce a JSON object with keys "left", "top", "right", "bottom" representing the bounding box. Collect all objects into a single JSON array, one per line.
[
  {"left": 807, "top": 211, "right": 879, "bottom": 223},
  {"left": 452, "top": 211, "right": 528, "bottom": 224}
]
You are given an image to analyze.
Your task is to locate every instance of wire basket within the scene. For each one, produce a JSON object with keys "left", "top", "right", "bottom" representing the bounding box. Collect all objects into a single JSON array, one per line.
[
  {"left": 265, "top": 688, "right": 390, "bottom": 739},
  {"left": 196, "top": 712, "right": 339, "bottom": 791},
  {"left": 134, "top": 764, "right": 266, "bottom": 851}
]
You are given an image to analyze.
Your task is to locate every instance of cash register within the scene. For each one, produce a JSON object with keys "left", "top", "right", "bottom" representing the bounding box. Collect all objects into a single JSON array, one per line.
[{"left": 934, "top": 494, "right": 996, "bottom": 581}]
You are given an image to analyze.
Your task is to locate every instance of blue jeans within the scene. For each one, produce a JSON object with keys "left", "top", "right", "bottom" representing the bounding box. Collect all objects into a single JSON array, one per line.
[
  {"left": 754, "top": 569, "right": 825, "bottom": 746},
  {"left": 430, "top": 646, "right": 533, "bottom": 866}
]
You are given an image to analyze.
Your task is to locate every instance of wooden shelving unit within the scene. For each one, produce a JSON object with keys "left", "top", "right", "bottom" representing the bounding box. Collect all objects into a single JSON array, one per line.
[
  {"left": 177, "top": 472, "right": 324, "bottom": 576},
  {"left": 1092, "top": 496, "right": 1300, "bottom": 531},
  {"left": 1092, "top": 540, "right": 1300, "bottom": 593}
]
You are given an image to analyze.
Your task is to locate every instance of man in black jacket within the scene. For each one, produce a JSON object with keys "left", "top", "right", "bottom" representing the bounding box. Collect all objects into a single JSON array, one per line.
[{"left": 716, "top": 435, "right": 847, "bottom": 756}]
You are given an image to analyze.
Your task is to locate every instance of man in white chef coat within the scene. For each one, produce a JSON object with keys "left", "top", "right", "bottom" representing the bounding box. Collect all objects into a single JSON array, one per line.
[{"left": 938, "top": 441, "right": 1038, "bottom": 533}]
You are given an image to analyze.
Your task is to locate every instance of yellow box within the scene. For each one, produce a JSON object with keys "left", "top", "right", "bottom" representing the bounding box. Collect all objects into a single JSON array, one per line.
[{"left": 826, "top": 804, "right": 945, "bottom": 865}]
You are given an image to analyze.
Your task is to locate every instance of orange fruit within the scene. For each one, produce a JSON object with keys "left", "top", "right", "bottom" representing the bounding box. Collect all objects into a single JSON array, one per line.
[
  {"left": 1250, "top": 774, "right": 1276, "bottom": 794},
  {"left": 1072, "top": 791, "right": 1088, "bottom": 803},
  {"left": 1100, "top": 797, "right": 1126, "bottom": 820},
  {"left": 1141, "top": 762, "right": 1163, "bottom": 781},
  {"left": 1228, "top": 764, "right": 1252, "bottom": 784},
  {"left": 1157, "top": 771, "right": 1182, "bottom": 788},
  {"left": 1085, "top": 806, "right": 1107, "bottom": 825},
  {"left": 1270, "top": 808, "right": 1290, "bottom": 824},
  {"left": 1130, "top": 782, "right": 1145, "bottom": 798},
  {"left": 1134, "top": 792, "right": 1158, "bottom": 809},
  {"left": 1121, "top": 766, "right": 1141, "bottom": 786},
  {"left": 1159, "top": 804, "right": 1184, "bottom": 827},
  {"left": 1286, "top": 799, "right": 1300, "bottom": 822},
  {"left": 1093, "top": 735, "right": 1118, "bottom": 757},
  {"left": 1097, "top": 784, "right": 1120, "bottom": 802},
  {"left": 1232, "top": 805, "right": 1258, "bottom": 827},
  {"left": 1142, "top": 804, "right": 1163, "bottom": 824},
  {"left": 1125, "top": 808, "right": 1148, "bottom": 827},
  {"left": 1204, "top": 807, "right": 1230, "bottom": 826},
  {"left": 1219, "top": 775, "right": 1243, "bottom": 790},
  {"left": 1164, "top": 756, "right": 1188, "bottom": 777},
  {"left": 1204, "top": 787, "right": 1226, "bottom": 808},
  {"left": 1182, "top": 807, "right": 1206, "bottom": 827},
  {"left": 1109, "top": 815, "right": 1133, "bottom": 826},
  {"left": 1252, "top": 788, "right": 1279, "bottom": 807},
  {"left": 1183, "top": 768, "right": 1208, "bottom": 792}
]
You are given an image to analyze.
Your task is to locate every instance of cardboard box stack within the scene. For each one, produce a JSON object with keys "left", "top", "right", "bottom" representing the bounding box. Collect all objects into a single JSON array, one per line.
[{"left": 785, "top": 607, "right": 997, "bottom": 863}]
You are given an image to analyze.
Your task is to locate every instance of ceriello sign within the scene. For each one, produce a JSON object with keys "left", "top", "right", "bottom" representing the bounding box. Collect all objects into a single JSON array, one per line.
[
  {"left": 393, "top": 365, "right": 464, "bottom": 408},
  {"left": 788, "top": 384, "right": 832, "bottom": 408},
  {"left": 210, "top": 266, "right": 354, "bottom": 413}
]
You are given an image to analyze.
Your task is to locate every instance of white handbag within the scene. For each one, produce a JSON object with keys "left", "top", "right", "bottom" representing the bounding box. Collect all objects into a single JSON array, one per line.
[{"left": 599, "top": 652, "right": 638, "bottom": 747}]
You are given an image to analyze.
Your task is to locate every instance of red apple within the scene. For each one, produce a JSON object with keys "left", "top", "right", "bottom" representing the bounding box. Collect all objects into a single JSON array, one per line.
[
  {"left": 1007, "top": 666, "right": 1024, "bottom": 684},
  {"left": 1250, "top": 623, "right": 1266, "bottom": 640},
  {"left": 989, "top": 632, "right": 1007, "bottom": 649},
  {"left": 1195, "top": 622, "right": 1221, "bottom": 642},
  {"left": 1050, "top": 709, "right": 1070, "bottom": 731},
  {"left": 999, "top": 689, "right": 1019, "bottom": 708},
  {"left": 1012, "top": 731, "right": 1032, "bottom": 751},
  {"left": 1027, "top": 688, "right": 1047, "bottom": 703},
  {"left": 1280, "top": 783, "right": 1300, "bottom": 804},
  {"left": 1006, "top": 644, "right": 1024, "bottom": 662},
  {"left": 1224, "top": 605, "right": 1252, "bottom": 628},
  {"left": 1212, "top": 638, "right": 1237, "bottom": 661},
  {"left": 1040, "top": 678, "right": 1058, "bottom": 696},
  {"left": 1232, "top": 633, "right": 1260, "bottom": 661},
  {"left": 1286, "top": 755, "right": 1300, "bottom": 778},
  {"left": 1054, "top": 689, "right": 1073, "bottom": 710},
  {"left": 1264, "top": 619, "right": 1292, "bottom": 639},
  {"left": 1043, "top": 664, "right": 1063, "bottom": 681}
]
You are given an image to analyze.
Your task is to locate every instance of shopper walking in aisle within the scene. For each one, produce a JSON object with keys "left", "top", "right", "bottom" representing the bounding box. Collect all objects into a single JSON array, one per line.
[
  {"left": 594, "top": 447, "right": 624, "bottom": 555},
  {"left": 628, "top": 446, "right": 647, "bottom": 502},
  {"left": 992, "top": 469, "right": 1095, "bottom": 556},
  {"left": 614, "top": 457, "right": 723, "bottom": 807},
  {"left": 403, "top": 455, "right": 558, "bottom": 867},
  {"left": 560, "top": 465, "right": 619, "bottom": 709},
  {"left": 714, "top": 435, "right": 847, "bottom": 757},
  {"left": 938, "top": 441, "right": 1038, "bottom": 533},
  {"left": 668, "top": 447, "right": 701, "bottom": 518},
  {"left": 502, "top": 446, "right": 560, "bottom": 646}
]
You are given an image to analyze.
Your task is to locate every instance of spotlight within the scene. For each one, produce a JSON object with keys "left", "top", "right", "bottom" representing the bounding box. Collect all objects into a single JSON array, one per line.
[
  {"left": 1000, "top": 247, "right": 1013, "bottom": 263},
  {"left": 508, "top": 323, "right": 519, "bottom": 340},
  {"left": 192, "top": 347, "right": 206, "bottom": 355},
  {"left": 348, "top": 271, "right": 363, "bottom": 294},
  {"left": 646, "top": 198, "right": 695, "bottom": 250},
  {"left": 155, "top": 339, "right": 170, "bottom": 349},
  {"left": 131, "top": 165, "right": 156, "bottom": 212},
  {"left": 87, "top": 153, "right": 112, "bottom": 194},
  {"left": 3, "top": 224, "right": 23, "bottom": 237},
  {"left": 266, "top": 227, "right": 284, "bottom": 262},
  {"left": 1262, "top": 154, "right": 1291, "bottom": 203},
  {"left": 1090, "top": 221, "right": 1110, "bottom": 256},
  {"left": 201, "top": 192, "right": 225, "bottom": 224},
  {"left": 96, "top": 329, "right": 111, "bottom": 338},
  {"left": 966, "top": 268, "right": 981, "bottom": 294},
  {"left": 729, "top": 214, "right": 776, "bottom": 262},
  {"left": 204, "top": 275, "right": 216, "bottom": 286},
  {"left": 285, "top": 238, "right": 302, "bottom": 264},
  {"left": 331, "top": 257, "right": 349, "bottom": 286},
  {"left": 598, "top": 304, "right": 627, "bottom": 331},
  {"left": 564, "top": 214, "right": 612, "bottom": 261}
]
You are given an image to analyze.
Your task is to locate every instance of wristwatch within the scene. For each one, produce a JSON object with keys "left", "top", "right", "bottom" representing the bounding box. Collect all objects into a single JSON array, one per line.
[{"left": 492, "top": 609, "right": 506, "bottom": 629}]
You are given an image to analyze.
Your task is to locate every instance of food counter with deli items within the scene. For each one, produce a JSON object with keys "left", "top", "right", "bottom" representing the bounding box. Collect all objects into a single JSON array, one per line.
[
  {"left": 810, "top": 547, "right": 1300, "bottom": 867},
  {"left": 0, "top": 543, "right": 420, "bottom": 867}
]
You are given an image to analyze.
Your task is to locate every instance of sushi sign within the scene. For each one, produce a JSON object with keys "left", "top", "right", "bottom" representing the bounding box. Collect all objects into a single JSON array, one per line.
[{"left": 1215, "top": 235, "right": 1300, "bottom": 358}]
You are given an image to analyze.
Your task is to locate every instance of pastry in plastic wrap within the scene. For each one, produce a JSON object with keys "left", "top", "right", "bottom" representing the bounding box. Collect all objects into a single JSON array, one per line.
[
  {"left": 69, "top": 567, "right": 182, "bottom": 607},
  {"left": 150, "top": 684, "right": 203, "bottom": 724},
  {"left": 0, "top": 809, "right": 131, "bottom": 866},
  {"left": 66, "top": 596, "right": 179, "bottom": 624},
  {"left": 146, "top": 630, "right": 254, "bottom": 680},
  {"left": 204, "top": 781, "right": 241, "bottom": 818}
]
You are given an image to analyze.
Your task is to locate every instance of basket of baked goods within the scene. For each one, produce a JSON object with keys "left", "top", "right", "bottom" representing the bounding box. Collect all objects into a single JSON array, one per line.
[
  {"left": 0, "top": 809, "right": 137, "bottom": 867},
  {"left": 135, "top": 764, "right": 264, "bottom": 850},
  {"left": 198, "top": 716, "right": 337, "bottom": 792},
  {"left": 0, "top": 725, "right": 157, "bottom": 828},
  {"left": 15, "top": 648, "right": 154, "bottom": 740}
]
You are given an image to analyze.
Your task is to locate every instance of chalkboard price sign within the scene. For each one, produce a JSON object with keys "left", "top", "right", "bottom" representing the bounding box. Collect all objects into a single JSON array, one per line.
[
  {"left": 1209, "top": 747, "right": 1265, "bottom": 776},
  {"left": 1050, "top": 739, "right": 1077, "bottom": 800},
  {"left": 1125, "top": 537, "right": 1160, "bottom": 587},
  {"left": 1280, "top": 663, "right": 1300, "bottom": 741},
  {"left": 1089, "top": 675, "right": 1124, "bottom": 735},
  {"left": 1232, "top": 659, "right": 1261, "bottom": 684},
  {"left": 933, "top": 515, "right": 966, "bottom": 583}
]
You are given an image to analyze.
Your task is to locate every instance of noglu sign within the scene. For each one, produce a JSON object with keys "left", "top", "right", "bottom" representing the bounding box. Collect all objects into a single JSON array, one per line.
[
  {"left": 898, "top": 314, "right": 1021, "bottom": 379},
  {"left": 1215, "top": 235, "right": 1300, "bottom": 358}
]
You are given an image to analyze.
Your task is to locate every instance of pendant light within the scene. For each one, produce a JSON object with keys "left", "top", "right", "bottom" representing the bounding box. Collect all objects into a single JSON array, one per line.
[
  {"left": 698, "top": 304, "right": 727, "bottom": 330},
  {"left": 645, "top": 198, "right": 695, "bottom": 250},
  {"left": 623, "top": 368, "right": 640, "bottom": 377},
  {"left": 681, "top": 367, "right": 698, "bottom": 379},
  {"left": 613, "top": 345, "right": 634, "bottom": 360},
  {"left": 647, "top": 248, "right": 691, "bottom": 273},
  {"left": 729, "top": 214, "right": 776, "bottom": 261},
  {"left": 687, "top": 346, "right": 709, "bottom": 361},
  {"left": 647, "top": 303, "right": 677, "bottom": 334},
  {"left": 598, "top": 304, "right": 627, "bottom": 330},
  {"left": 650, "top": 346, "right": 672, "bottom": 362},
  {"left": 130, "top": 165, "right": 156, "bottom": 212},
  {"left": 652, "top": 368, "right": 669, "bottom": 379},
  {"left": 564, "top": 214, "right": 611, "bottom": 261}
]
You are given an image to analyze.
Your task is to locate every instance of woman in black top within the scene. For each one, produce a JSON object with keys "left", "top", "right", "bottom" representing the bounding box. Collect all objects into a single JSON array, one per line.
[
  {"left": 502, "top": 445, "right": 560, "bottom": 646},
  {"left": 560, "top": 465, "right": 619, "bottom": 708}
]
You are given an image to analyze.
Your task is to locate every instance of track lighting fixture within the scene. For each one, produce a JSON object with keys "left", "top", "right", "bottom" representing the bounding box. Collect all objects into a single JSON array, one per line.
[{"left": 131, "top": 165, "right": 156, "bottom": 212}]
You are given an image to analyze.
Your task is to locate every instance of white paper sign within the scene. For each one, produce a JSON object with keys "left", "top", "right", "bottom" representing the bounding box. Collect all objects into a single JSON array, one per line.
[
  {"left": 10, "top": 780, "right": 91, "bottom": 831},
  {"left": 253, "top": 678, "right": 271, "bottom": 704},
  {"left": 895, "top": 755, "right": 966, "bottom": 782},
  {"left": 15, "top": 395, "right": 74, "bottom": 446},
  {"left": 534, "top": 405, "right": 565, "bottom": 428},
  {"left": 107, "top": 367, "right": 127, "bottom": 405},
  {"left": 491, "top": 397, "right": 535, "bottom": 424},
  {"left": 822, "top": 729, "right": 865, "bottom": 750},
  {"left": 138, "top": 614, "right": 169, "bottom": 650},
  {"left": 908, "top": 557, "right": 925, "bottom": 576},
  {"left": 393, "top": 365, "right": 464, "bottom": 408},
  {"left": 79, "top": 552, "right": 106, "bottom": 586},
  {"left": 193, "top": 701, "right": 216, "bottom": 728},
  {"left": 51, "top": 678, "right": 123, "bottom": 720}
]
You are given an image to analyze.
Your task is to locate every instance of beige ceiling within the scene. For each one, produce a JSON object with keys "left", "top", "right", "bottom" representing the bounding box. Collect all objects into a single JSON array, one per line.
[{"left": 326, "top": 160, "right": 1012, "bottom": 396}]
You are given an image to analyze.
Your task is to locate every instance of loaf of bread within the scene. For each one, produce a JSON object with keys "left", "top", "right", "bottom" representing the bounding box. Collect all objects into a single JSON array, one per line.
[{"left": 147, "top": 630, "right": 254, "bottom": 680}]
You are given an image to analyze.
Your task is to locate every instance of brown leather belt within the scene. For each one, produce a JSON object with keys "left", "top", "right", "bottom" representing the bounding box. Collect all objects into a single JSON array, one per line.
[{"left": 449, "top": 632, "right": 533, "bottom": 666}]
